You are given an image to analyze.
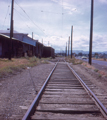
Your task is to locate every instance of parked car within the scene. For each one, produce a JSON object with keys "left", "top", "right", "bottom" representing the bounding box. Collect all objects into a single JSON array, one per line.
[{"left": 81, "top": 56, "right": 88, "bottom": 59}]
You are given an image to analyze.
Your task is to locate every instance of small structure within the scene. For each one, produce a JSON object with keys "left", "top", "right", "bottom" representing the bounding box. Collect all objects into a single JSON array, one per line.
[{"left": 42, "top": 46, "right": 55, "bottom": 58}]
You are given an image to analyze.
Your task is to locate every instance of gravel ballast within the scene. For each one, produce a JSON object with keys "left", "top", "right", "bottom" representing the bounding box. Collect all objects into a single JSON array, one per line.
[{"left": 0, "top": 63, "right": 55, "bottom": 120}]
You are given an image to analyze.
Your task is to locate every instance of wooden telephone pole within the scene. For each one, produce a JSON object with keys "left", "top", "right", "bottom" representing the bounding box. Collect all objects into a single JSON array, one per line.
[
  {"left": 66, "top": 42, "right": 67, "bottom": 56},
  {"left": 68, "top": 37, "right": 70, "bottom": 57},
  {"left": 42, "top": 39, "right": 43, "bottom": 44},
  {"left": 71, "top": 26, "right": 73, "bottom": 58},
  {"left": 9, "top": 0, "right": 14, "bottom": 60},
  {"left": 89, "top": 0, "right": 94, "bottom": 65}
]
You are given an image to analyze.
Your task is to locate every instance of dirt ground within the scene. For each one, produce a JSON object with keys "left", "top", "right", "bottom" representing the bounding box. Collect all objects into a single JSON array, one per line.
[
  {"left": 70, "top": 62, "right": 107, "bottom": 111},
  {"left": 71, "top": 63, "right": 107, "bottom": 92},
  {"left": 0, "top": 62, "right": 55, "bottom": 120},
  {"left": 92, "top": 62, "right": 107, "bottom": 72},
  {"left": 0, "top": 57, "right": 107, "bottom": 120}
]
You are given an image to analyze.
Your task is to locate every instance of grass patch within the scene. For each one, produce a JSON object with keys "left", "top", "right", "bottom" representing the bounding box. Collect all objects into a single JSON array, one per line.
[
  {"left": 104, "top": 58, "right": 106, "bottom": 61},
  {"left": 94, "top": 69, "right": 99, "bottom": 72},
  {"left": 82, "top": 62, "right": 95, "bottom": 70},
  {"left": 82, "top": 62, "right": 107, "bottom": 77},
  {"left": 65, "top": 56, "right": 83, "bottom": 65},
  {"left": 0, "top": 57, "right": 50, "bottom": 78},
  {"left": 98, "top": 74, "right": 102, "bottom": 77}
]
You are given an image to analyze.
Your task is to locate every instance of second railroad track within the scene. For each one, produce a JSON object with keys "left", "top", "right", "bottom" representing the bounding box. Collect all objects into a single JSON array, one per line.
[{"left": 23, "top": 60, "right": 107, "bottom": 120}]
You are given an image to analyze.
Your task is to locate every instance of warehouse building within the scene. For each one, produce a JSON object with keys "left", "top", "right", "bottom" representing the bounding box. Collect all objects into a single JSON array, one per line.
[{"left": 0, "top": 30, "right": 54, "bottom": 58}]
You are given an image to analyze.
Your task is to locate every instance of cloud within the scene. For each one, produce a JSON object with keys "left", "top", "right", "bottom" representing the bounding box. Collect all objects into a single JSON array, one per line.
[
  {"left": 73, "top": 35, "right": 89, "bottom": 50},
  {"left": 99, "top": 0, "right": 107, "bottom": 4},
  {"left": 72, "top": 34, "right": 107, "bottom": 52},
  {"left": 92, "top": 34, "right": 107, "bottom": 52},
  {"left": 0, "top": 0, "right": 107, "bottom": 52},
  {"left": 52, "top": 0, "right": 58, "bottom": 3},
  {"left": 28, "top": 34, "right": 40, "bottom": 40},
  {"left": 42, "top": 35, "right": 68, "bottom": 51},
  {"left": 51, "top": 0, "right": 77, "bottom": 15}
]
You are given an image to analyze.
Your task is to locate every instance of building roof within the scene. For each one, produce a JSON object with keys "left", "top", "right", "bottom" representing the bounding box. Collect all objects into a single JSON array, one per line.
[
  {"left": 0, "top": 30, "right": 28, "bottom": 35},
  {"left": 23, "top": 35, "right": 37, "bottom": 46},
  {"left": 0, "top": 33, "right": 38, "bottom": 46},
  {"left": 0, "top": 30, "right": 40, "bottom": 46},
  {"left": 0, "top": 34, "right": 19, "bottom": 41}
]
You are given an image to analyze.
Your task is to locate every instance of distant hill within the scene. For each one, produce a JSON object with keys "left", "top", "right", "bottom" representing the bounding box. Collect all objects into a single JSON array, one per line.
[
  {"left": 55, "top": 50, "right": 107, "bottom": 54},
  {"left": 103, "top": 51, "right": 107, "bottom": 54}
]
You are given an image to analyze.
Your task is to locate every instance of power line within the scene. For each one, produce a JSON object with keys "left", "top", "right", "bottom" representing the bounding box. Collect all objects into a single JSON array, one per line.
[
  {"left": 14, "top": 8, "right": 33, "bottom": 32},
  {"left": 14, "top": 8, "right": 48, "bottom": 37},
  {"left": 2, "top": 5, "right": 10, "bottom": 30},
  {"left": 14, "top": 0, "right": 46, "bottom": 35},
  {"left": 41, "top": 10, "right": 62, "bottom": 14}
]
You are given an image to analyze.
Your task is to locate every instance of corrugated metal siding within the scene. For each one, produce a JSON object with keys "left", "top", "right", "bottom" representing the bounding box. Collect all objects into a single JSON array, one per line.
[{"left": 23, "top": 36, "right": 36, "bottom": 46}]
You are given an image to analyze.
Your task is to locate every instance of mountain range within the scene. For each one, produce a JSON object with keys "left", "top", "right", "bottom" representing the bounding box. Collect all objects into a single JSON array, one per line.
[{"left": 55, "top": 50, "right": 107, "bottom": 54}]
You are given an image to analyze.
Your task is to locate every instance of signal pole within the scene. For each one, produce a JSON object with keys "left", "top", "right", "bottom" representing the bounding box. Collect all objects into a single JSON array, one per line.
[
  {"left": 9, "top": 0, "right": 14, "bottom": 60},
  {"left": 89, "top": 0, "right": 94, "bottom": 65},
  {"left": 71, "top": 26, "right": 73, "bottom": 58}
]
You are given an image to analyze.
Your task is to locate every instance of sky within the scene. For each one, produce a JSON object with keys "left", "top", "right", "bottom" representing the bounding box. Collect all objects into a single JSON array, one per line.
[{"left": 0, "top": 0, "right": 107, "bottom": 53}]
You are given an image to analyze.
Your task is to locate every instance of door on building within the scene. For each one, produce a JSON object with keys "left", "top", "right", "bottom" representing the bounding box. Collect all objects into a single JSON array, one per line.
[{"left": 0, "top": 43, "right": 2, "bottom": 56}]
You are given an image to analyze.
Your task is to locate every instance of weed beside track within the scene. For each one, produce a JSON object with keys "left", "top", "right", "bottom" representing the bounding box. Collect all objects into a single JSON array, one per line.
[{"left": 0, "top": 57, "right": 50, "bottom": 78}]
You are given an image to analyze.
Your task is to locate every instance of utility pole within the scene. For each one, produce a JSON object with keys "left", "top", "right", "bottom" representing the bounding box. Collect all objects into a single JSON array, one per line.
[
  {"left": 42, "top": 39, "right": 43, "bottom": 44},
  {"left": 68, "top": 39, "right": 69, "bottom": 57},
  {"left": 51, "top": 45, "right": 52, "bottom": 57},
  {"left": 89, "top": 0, "right": 94, "bottom": 65},
  {"left": 71, "top": 26, "right": 73, "bottom": 58},
  {"left": 66, "top": 42, "right": 67, "bottom": 56},
  {"left": 9, "top": 0, "right": 14, "bottom": 60},
  {"left": 68, "top": 36, "right": 70, "bottom": 57},
  {"left": 66, "top": 42, "right": 67, "bottom": 57},
  {"left": 65, "top": 46, "right": 66, "bottom": 57}
]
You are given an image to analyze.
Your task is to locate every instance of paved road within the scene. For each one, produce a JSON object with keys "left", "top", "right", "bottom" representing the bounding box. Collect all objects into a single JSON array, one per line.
[
  {"left": 92, "top": 59, "right": 107, "bottom": 66},
  {"left": 76, "top": 57, "right": 107, "bottom": 67}
]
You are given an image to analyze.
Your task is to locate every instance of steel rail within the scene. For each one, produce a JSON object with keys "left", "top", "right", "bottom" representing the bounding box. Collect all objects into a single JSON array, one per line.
[
  {"left": 22, "top": 62, "right": 58, "bottom": 120},
  {"left": 67, "top": 63, "right": 107, "bottom": 119}
]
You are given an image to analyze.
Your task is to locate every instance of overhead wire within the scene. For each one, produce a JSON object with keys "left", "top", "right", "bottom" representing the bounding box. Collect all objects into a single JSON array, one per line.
[
  {"left": 14, "top": 8, "right": 33, "bottom": 32},
  {"left": 14, "top": 0, "right": 46, "bottom": 35},
  {"left": 41, "top": 10, "right": 62, "bottom": 14},
  {"left": 2, "top": 5, "right": 10, "bottom": 30}
]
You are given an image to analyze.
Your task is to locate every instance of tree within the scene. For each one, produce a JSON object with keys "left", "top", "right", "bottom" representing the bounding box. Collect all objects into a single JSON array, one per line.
[{"left": 78, "top": 52, "right": 83, "bottom": 56}]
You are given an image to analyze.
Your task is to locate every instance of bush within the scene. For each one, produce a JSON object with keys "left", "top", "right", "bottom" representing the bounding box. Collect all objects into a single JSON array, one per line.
[
  {"left": 104, "top": 58, "right": 106, "bottom": 61},
  {"left": 99, "top": 74, "right": 102, "bottom": 77},
  {"left": 94, "top": 69, "right": 99, "bottom": 72}
]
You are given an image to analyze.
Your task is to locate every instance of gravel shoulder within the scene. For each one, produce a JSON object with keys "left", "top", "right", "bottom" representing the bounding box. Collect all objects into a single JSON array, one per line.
[
  {"left": 71, "top": 63, "right": 107, "bottom": 93},
  {"left": 92, "top": 62, "right": 107, "bottom": 71},
  {"left": 70, "top": 63, "right": 107, "bottom": 112},
  {"left": 0, "top": 62, "right": 55, "bottom": 120}
]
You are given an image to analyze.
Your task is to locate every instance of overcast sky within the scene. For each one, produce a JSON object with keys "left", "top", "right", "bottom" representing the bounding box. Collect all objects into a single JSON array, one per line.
[{"left": 0, "top": 0, "right": 107, "bottom": 52}]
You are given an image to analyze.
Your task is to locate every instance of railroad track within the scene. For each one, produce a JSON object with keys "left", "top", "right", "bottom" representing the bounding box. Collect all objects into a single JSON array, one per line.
[{"left": 22, "top": 60, "right": 107, "bottom": 120}]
